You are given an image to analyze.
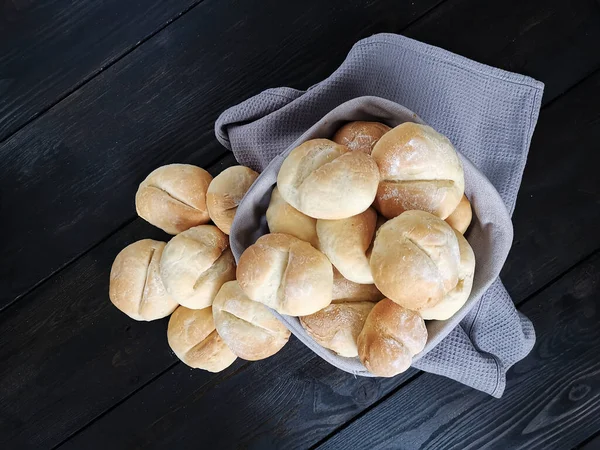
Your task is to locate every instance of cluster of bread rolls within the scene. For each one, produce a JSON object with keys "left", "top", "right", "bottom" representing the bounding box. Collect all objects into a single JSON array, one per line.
[
  {"left": 109, "top": 119, "right": 475, "bottom": 378},
  {"left": 110, "top": 164, "right": 291, "bottom": 372},
  {"left": 253, "top": 120, "right": 475, "bottom": 377}
]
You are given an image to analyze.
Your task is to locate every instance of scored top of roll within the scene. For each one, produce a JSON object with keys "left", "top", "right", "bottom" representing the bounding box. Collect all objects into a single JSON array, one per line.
[
  {"left": 372, "top": 123, "right": 464, "bottom": 220},
  {"left": 236, "top": 233, "right": 333, "bottom": 316},
  {"left": 277, "top": 139, "right": 380, "bottom": 220}
]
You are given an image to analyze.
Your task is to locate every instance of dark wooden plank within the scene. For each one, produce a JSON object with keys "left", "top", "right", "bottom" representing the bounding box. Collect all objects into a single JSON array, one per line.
[
  {"left": 317, "top": 251, "right": 600, "bottom": 450},
  {"left": 60, "top": 339, "right": 419, "bottom": 450},
  {"left": 500, "top": 70, "right": 600, "bottom": 300},
  {"left": 405, "top": 0, "right": 600, "bottom": 102},
  {"left": 0, "top": 0, "right": 443, "bottom": 311},
  {"left": 55, "top": 69, "right": 600, "bottom": 449},
  {"left": 0, "top": 153, "right": 237, "bottom": 449},
  {"left": 0, "top": 0, "right": 199, "bottom": 141},
  {"left": 579, "top": 432, "right": 600, "bottom": 450},
  {"left": 3, "top": 1, "right": 599, "bottom": 449}
]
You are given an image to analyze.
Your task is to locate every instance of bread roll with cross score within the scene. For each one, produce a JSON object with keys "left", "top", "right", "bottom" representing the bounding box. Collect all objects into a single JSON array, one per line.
[
  {"left": 160, "top": 225, "right": 236, "bottom": 309},
  {"left": 135, "top": 163, "right": 212, "bottom": 234},
  {"left": 212, "top": 280, "right": 290, "bottom": 361},
  {"left": 332, "top": 121, "right": 391, "bottom": 154},
  {"left": 167, "top": 305, "right": 237, "bottom": 372},
  {"left": 109, "top": 239, "right": 178, "bottom": 321},
  {"left": 372, "top": 122, "right": 465, "bottom": 220},
  {"left": 276, "top": 139, "right": 380, "bottom": 220},
  {"left": 207, "top": 165, "right": 259, "bottom": 235},
  {"left": 370, "top": 210, "right": 461, "bottom": 311},
  {"left": 358, "top": 298, "right": 428, "bottom": 377},
  {"left": 236, "top": 233, "right": 333, "bottom": 316}
]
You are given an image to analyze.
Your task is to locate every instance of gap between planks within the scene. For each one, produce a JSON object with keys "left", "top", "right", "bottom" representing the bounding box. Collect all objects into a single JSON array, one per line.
[{"left": 0, "top": 0, "right": 209, "bottom": 146}]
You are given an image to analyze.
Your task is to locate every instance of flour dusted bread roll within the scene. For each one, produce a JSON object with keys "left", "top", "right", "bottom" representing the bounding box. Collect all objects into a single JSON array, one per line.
[
  {"left": 277, "top": 139, "right": 380, "bottom": 219},
  {"left": 370, "top": 210, "right": 460, "bottom": 310},
  {"left": 136, "top": 164, "right": 212, "bottom": 234},
  {"left": 317, "top": 208, "right": 377, "bottom": 284},
  {"left": 419, "top": 230, "right": 476, "bottom": 320},
  {"left": 160, "top": 225, "right": 236, "bottom": 309},
  {"left": 300, "top": 301, "right": 375, "bottom": 357},
  {"left": 167, "top": 306, "right": 236, "bottom": 371},
  {"left": 237, "top": 233, "right": 333, "bottom": 316},
  {"left": 445, "top": 194, "right": 472, "bottom": 234},
  {"left": 358, "top": 299, "right": 427, "bottom": 377},
  {"left": 332, "top": 121, "right": 391, "bottom": 154},
  {"left": 266, "top": 187, "right": 319, "bottom": 248},
  {"left": 109, "top": 239, "right": 178, "bottom": 321},
  {"left": 207, "top": 165, "right": 259, "bottom": 234},
  {"left": 332, "top": 269, "right": 383, "bottom": 303},
  {"left": 212, "top": 281, "right": 290, "bottom": 360},
  {"left": 372, "top": 122, "right": 464, "bottom": 219}
]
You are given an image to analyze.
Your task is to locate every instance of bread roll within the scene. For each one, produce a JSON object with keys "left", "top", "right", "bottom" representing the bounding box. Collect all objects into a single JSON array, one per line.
[
  {"left": 317, "top": 208, "right": 377, "bottom": 284},
  {"left": 372, "top": 122, "right": 464, "bottom": 219},
  {"left": 358, "top": 298, "right": 427, "bottom": 376},
  {"left": 266, "top": 187, "right": 319, "bottom": 248},
  {"left": 300, "top": 301, "right": 375, "bottom": 357},
  {"left": 136, "top": 164, "right": 212, "bottom": 234},
  {"left": 370, "top": 210, "right": 460, "bottom": 310},
  {"left": 419, "top": 230, "right": 476, "bottom": 320},
  {"left": 207, "top": 165, "right": 259, "bottom": 235},
  {"left": 237, "top": 233, "right": 333, "bottom": 316},
  {"left": 160, "top": 225, "right": 236, "bottom": 309},
  {"left": 167, "top": 306, "right": 237, "bottom": 371},
  {"left": 109, "top": 239, "right": 178, "bottom": 321},
  {"left": 332, "top": 121, "right": 391, "bottom": 154},
  {"left": 445, "top": 194, "right": 472, "bottom": 234},
  {"left": 277, "top": 139, "right": 380, "bottom": 219},
  {"left": 212, "top": 281, "right": 290, "bottom": 360},
  {"left": 332, "top": 269, "right": 383, "bottom": 303}
]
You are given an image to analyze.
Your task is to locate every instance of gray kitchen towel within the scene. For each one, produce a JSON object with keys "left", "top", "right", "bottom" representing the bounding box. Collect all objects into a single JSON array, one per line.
[{"left": 215, "top": 33, "right": 542, "bottom": 397}]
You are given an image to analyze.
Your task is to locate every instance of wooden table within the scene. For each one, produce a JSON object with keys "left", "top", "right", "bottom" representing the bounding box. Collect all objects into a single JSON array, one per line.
[{"left": 1, "top": 1, "right": 599, "bottom": 448}]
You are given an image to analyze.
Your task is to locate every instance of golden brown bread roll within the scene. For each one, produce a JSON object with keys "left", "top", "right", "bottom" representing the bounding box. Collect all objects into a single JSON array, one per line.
[
  {"left": 418, "top": 230, "right": 476, "bottom": 320},
  {"left": 167, "top": 306, "right": 237, "bottom": 371},
  {"left": 317, "top": 208, "right": 377, "bottom": 284},
  {"left": 445, "top": 194, "right": 472, "bottom": 234},
  {"left": 212, "top": 281, "right": 290, "bottom": 361},
  {"left": 371, "top": 123, "right": 464, "bottom": 220},
  {"left": 160, "top": 225, "right": 236, "bottom": 309},
  {"left": 207, "top": 165, "right": 259, "bottom": 235},
  {"left": 332, "top": 121, "right": 391, "bottom": 154},
  {"left": 332, "top": 269, "right": 383, "bottom": 303},
  {"left": 266, "top": 187, "right": 319, "bottom": 248},
  {"left": 136, "top": 164, "right": 212, "bottom": 234},
  {"left": 300, "top": 301, "right": 375, "bottom": 357},
  {"left": 370, "top": 210, "right": 460, "bottom": 311},
  {"left": 357, "top": 298, "right": 427, "bottom": 377},
  {"left": 277, "top": 139, "right": 380, "bottom": 219},
  {"left": 109, "top": 239, "right": 178, "bottom": 321},
  {"left": 236, "top": 233, "right": 333, "bottom": 316}
]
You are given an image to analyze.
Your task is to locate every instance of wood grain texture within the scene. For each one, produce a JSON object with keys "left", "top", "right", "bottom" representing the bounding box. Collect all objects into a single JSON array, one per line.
[
  {"left": 60, "top": 338, "right": 418, "bottom": 450},
  {"left": 500, "top": 70, "right": 600, "bottom": 300},
  {"left": 318, "top": 251, "right": 600, "bottom": 450},
  {"left": 0, "top": 0, "right": 199, "bottom": 141},
  {"left": 0, "top": 153, "right": 237, "bottom": 449},
  {"left": 53, "top": 68, "right": 600, "bottom": 448},
  {"left": 405, "top": 0, "right": 600, "bottom": 102},
  {"left": 0, "top": 0, "right": 443, "bottom": 311}
]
